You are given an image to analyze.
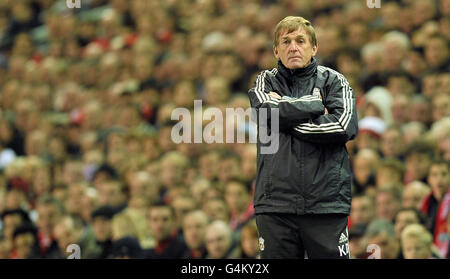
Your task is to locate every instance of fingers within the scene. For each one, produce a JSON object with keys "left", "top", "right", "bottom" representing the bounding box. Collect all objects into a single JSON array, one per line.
[{"left": 268, "top": 92, "right": 281, "bottom": 99}]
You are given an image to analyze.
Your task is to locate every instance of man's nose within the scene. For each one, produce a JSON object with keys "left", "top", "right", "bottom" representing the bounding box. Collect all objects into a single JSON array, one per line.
[{"left": 289, "top": 41, "right": 300, "bottom": 52}]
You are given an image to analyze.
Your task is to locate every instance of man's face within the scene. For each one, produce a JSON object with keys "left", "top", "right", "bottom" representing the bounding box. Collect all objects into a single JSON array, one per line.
[
  {"left": 37, "top": 204, "right": 59, "bottom": 233},
  {"left": 356, "top": 133, "right": 379, "bottom": 151},
  {"left": 376, "top": 193, "right": 399, "bottom": 222},
  {"left": 392, "top": 95, "right": 410, "bottom": 123},
  {"left": 406, "top": 153, "right": 431, "bottom": 181},
  {"left": 199, "top": 154, "right": 219, "bottom": 180},
  {"left": 160, "top": 160, "right": 184, "bottom": 188},
  {"left": 148, "top": 207, "right": 175, "bottom": 242},
  {"left": 402, "top": 186, "right": 428, "bottom": 209},
  {"left": 351, "top": 197, "right": 374, "bottom": 226},
  {"left": 240, "top": 229, "right": 259, "bottom": 258},
  {"left": 225, "top": 182, "right": 250, "bottom": 214},
  {"left": 218, "top": 158, "right": 239, "bottom": 183},
  {"left": 439, "top": 137, "right": 450, "bottom": 161},
  {"left": 205, "top": 227, "right": 231, "bottom": 259},
  {"left": 381, "top": 129, "right": 402, "bottom": 157},
  {"left": 93, "top": 217, "right": 112, "bottom": 242},
  {"left": 100, "top": 182, "right": 125, "bottom": 208},
  {"left": 53, "top": 222, "right": 78, "bottom": 253},
  {"left": 274, "top": 27, "right": 317, "bottom": 69},
  {"left": 14, "top": 233, "right": 34, "bottom": 259},
  {"left": 172, "top": 197, "right": 196, "bottom": 227},
  {"left": 427, "top": 164, "right": 450, "bottom": 200},
  {"left": 425, "top": 38, "right": 448, "bottom": 68},
  {"left": 376, "top": 168, "right": 401, "bottom": 188},
  {"left": 203, "top": 200, "right": 229, "bottom": 222},
  {"left": 432, "top": 94, "right": 450, "bottom": 121},
  {"left": 353, "top": 156, "right": 372, "bottom": 184},
  {"left": 394, "top": 211, "right": 419, "bottom": 238},
  {"left": 183, "top": 214, "right": 208, "bottom": 250},
  {"left": 368, "top": 232, "right": 399, "bottom": 259}
]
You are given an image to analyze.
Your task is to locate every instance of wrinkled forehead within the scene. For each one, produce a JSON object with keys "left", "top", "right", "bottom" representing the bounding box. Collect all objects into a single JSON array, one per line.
[{"left": 279, "top": 27, "right": 309, "bottom": 40}]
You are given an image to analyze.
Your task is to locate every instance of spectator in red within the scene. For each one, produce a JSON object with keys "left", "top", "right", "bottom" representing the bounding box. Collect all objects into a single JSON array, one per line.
[
  {"left": 402, "top": 181, "right": 431, "bottom": 210},
  {"left": 421, "top": 159, "right": 450, "bottom": 257},
  {"left": 144, "top": 201, "right": 188, "bottom": 259},
  {"left": 11, "top": 224, "right": 40, "bottom": 259},
  {"left": 35, "top": 196, "right": 62, "bottom": 258},
  {"left": 224, "top": 180, "right": 254, "bottom": 231}
]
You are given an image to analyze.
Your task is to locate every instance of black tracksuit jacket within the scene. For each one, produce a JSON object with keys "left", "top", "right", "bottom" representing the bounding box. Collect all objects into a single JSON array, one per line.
[{"left": 248, "top": 58, "right": 358, "bottom": 215}]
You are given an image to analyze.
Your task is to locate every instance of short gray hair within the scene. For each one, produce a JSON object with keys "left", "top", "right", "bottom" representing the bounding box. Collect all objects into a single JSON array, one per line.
[
  {"left": 365, "top": 219, "right": 396, "bottom": 238},
  {"left": 382, "top": 31, "right": 411, "bottom": 50}
]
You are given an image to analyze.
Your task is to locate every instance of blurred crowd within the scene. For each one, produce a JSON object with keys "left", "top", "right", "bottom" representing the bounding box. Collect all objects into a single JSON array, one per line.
[{"left": 0, "top": 0, "right": 449, "bottom": 259}]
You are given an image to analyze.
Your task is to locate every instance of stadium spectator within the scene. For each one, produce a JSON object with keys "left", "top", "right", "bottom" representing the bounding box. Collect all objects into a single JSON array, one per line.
[
  {"left": 394, "top": 207, "right": 425, "bottom": 240},
  {"left": 375, "top": 159, "right": 404, "bottom": 189},
  {"left": 402, "top": 181, "right": 431, "bottom": 210},
  {"left": 110, "top": 236, "right": 144, "bottom": 259},
  {"left": 363, "top": 219, "right": 400, "bottom": 259},
  {"left": 51, "top": 215, "right": 100, "bottom": 259},
  {"left": 171, "top": 195, "right": 197, "bottom": 233},
  {"left": 182, "top": 210, "right": 209, "bottom": 259},
  {"left": 352, "top": 149, "right": 379, "bottom": 195},
  {"left": 11, "top": 224, "right": 40, "bottom": 259},
  {"left": 401, "top": 224, "right": 436, "bottom": 259},
  {"left": 238, "top": 219, "right": 259, "bottom": 259},
  {"left": 35, "top": 196, "right": 62, "bottom": 258},
  {"left": 224, "top": 180, "right": 254, "bottom": 231},
  {"left": 144, "top": 201, "right": 188, "bottom": 259},
  {"left": 404, "top": 143, "right": 435, "bottom": 185},
  {"left": 380, "top": 126, "right": 405, "bottom": 160},
  {"left": 348, "top": 224, "right": 367, "bottom": 259},
  {"left": 375, "top": 186, "right": 402, "bottom": 223},
  {"left": 91, "top": 205, "right": 116, "bottom": 259},
  {"left": 350, "top": 194, "right": 375, "bottom": 229},
  {"left": 205, "top": 220, "right": 240, "bottom": 259},
  {"left": 421, "top": 159, "right": 450, "bottom": 257}
]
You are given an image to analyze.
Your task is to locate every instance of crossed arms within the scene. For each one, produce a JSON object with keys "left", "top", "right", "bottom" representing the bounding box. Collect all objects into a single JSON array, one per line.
[{"left": 248, "top": 70, "right": 358, "bottom": 145}]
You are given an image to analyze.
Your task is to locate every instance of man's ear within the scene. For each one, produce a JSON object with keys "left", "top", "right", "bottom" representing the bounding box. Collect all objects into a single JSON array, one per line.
[
  {"left": 273, "top": 45, "right": 280, "bottom": 60},
  {"left": 312, "top": 44, "right": 318, "bottom": 57}
]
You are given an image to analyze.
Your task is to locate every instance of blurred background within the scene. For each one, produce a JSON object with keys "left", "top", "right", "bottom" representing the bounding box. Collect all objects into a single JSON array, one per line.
[{"left": 0, "top": 0, "right": 449, "bottom": 259}]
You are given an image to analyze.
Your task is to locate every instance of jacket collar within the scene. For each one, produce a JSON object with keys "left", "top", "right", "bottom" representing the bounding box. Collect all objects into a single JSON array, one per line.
[{"left": 277, "top": 57, "right": 317, "bottom": 80}]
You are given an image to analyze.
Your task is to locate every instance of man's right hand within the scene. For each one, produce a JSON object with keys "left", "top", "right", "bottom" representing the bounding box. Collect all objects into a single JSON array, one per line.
[{"left": 268, "top": 91, "right": 281, "bottom": 99}]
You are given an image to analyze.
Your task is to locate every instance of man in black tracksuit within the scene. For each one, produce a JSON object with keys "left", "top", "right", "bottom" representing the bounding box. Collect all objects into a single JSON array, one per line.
[{"left": 248, "top": 16, "right": 358, "bottom": 259}]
